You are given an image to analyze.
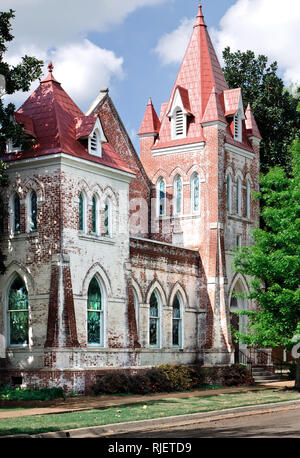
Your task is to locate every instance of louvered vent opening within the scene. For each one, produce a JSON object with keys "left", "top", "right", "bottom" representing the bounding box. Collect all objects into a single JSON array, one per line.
[
  {"left": 234, "top": 113, "right": 240, "bottom": 140},
  {"left": 90, "top": 131, "right": 98, "bottom": 152},
  {"left": 175, "top": 109, "right": 184, "bottom": 136}
]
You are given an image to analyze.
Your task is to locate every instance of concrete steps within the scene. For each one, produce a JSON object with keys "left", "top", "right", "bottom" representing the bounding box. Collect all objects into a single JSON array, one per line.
[{"left": 252, "top": 366, "right": 283, "bottom": 384}]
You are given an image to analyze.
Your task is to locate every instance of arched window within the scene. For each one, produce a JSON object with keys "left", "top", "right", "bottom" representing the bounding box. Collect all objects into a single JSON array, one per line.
[
  {"left": 79, "top": 193, "right": 84, "bottom": 232},
  {"left": 92, "top": 195, "right": 100, "bottom": 234},
  {"left": 78, "top": 192, "right": 87, "bottom": 233},
  {"left": 157, "top": 178, "right": 166, "bottom": 216},
  {"left": 13, "top": 194, "right": 20, "bottom": 233},
  {"left": 236, "top": 177, "right": 242, "bottom": 216},
  {"left": 87, "top": 277, "right": 104, "bottom": 346},
  {"left": 191, "top": 173, "right": 200, "bottom": 213},
  {"left": 245, "top": 180, "right": 251, "bottom": 219},
  {"left": 104, "top": 198, "right": 111, "bottom": 237},
  {"left": 30, "top": 191, "right": 37, "bottom": 231},
  {"left": 149, "top": 290, "right": 160, "bottom": 347},
  {"left": 226, "top": 174, "right": 232, "bottom": 213},
  {"left": 174, "top": 175, "right": 182, "bottom": 215},
  {"left": 133, "top": 289, "right": 139, "bottom": 334},
  {"left": 8, "top": 276, "right": 28, "bottom": 346},
  {"left": 172, "top": 293, "right": 182, "bottom": 348}
]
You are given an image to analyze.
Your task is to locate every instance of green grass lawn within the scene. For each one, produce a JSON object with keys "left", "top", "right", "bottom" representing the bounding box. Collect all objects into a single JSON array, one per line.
[{"left": 0, "top": 388, "right": 300, "bottom": 437}]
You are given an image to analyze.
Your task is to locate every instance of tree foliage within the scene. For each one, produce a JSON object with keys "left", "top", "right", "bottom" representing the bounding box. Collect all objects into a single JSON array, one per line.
[
  {"left": 223, "top": 47, "right": 300, "bottom": 173},
  {"left": 233, "top": 138, "right": 300, "bottom": 387},
  {"left": 0, "top": 9, "right": 43, "bottom": 273}
]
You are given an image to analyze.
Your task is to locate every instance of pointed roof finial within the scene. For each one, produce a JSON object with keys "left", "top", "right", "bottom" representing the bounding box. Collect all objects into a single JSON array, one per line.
[
  {"left": 48, "top": 61, "right": 54, "bottom": 74},
  {"left": 194, "top": 2, "right": 206, "bottom": 28}
]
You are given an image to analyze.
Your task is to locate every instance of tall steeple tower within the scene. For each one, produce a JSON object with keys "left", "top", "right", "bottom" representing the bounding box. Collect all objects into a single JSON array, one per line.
[{"left": 138, "top": 4, "right": 261, "bottom": 365}]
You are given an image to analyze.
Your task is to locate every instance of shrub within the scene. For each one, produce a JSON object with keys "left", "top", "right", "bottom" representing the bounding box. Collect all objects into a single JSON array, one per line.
[
  {"left": 128, "top": 374, "right": 151, "bottom": 394},
  {"left": 145, "top": 367, "right": 172, "bottom": 393},
  {"left": 220, "top": 364, "right": 255, "bottom": 386},
  {"left": 0, "top": 386, "right": 65, "bottom": 401},
  {"left": 93, "top": 373, "right": 130, "bottom": 395},
  {"left": 157, "top": 364, "right": 194, "bottom": 391}
]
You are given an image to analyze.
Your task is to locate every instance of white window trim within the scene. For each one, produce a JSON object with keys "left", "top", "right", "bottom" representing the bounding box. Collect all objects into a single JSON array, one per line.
[
  {"left": 168, "top": 89, "right": 188, "bottom": 140},
  {"left": 79, "top": 192, "right": 88, "bottom": 234},
  {"left": 7, "top": 275, "right": 29, "bottom": 348},
  {"left": 226, "top": 174, "right": 232, "bottom": 214},
  {"left": 191, "top": 172, "right": 200, "bottom": 214},
  {"left": 87, "top": 275, "right": 106, "bottom": 347},
  {"left": 233, "top": 95, "right": 245, "bottom": 143},
  {"left": 156, "top": 177, "right": 166, "bottom": 217},
  {"left": 149, "top": 290, "right": 162, "bottom": 349},
  {"left": 236, "top": 177, "right": 242, "bottom": 216},
  {"left": 172, "top": 293, "right": 184, "bottom": 349},
  {"left": 246, "top": 180, "right": 251, "bottom": 219},
  {"left": 104, "top": 198, "right": 113, "bottom": 237},
  {"left": 173, "top": 175, "right": 183, "bottom": 216},
  {"left": 88, "top": 118, "right": 107, "bottom": 158},
  {"left": 91, "top": 195, "right": 101, "bottom": 236}
]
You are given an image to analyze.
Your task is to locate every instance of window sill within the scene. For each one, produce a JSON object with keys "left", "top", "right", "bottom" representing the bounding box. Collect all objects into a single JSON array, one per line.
[
  {"left": 8, "top": 232, "right": 39, "bottom": 240},
  {"left": 78, "top": 233, "right": 115, "bottom": 244},
  {"left": 227, "top": 214, "right": 252, "bottom": 223}
]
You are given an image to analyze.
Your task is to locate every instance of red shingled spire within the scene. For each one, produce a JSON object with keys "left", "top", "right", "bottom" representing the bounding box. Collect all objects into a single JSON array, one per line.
[
  {"left": 138, "top": 98, "right": 161, "bottom": 135},
  {"left": 8, "top": 66, "right": 134, "bottom": 175},
  {"left": 152, "top": 4, "right": 228, "bottom": 148},
  {"left": 245, "top": 103, "right": 262, "bottom": 140}
]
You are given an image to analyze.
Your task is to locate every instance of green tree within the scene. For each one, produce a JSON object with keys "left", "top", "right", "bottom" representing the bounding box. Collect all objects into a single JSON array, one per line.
[
  {"left": 0, "top": 9, "right": 43, "bottom": 273},
  {"left": 233, "top": 138, "right": 300, "bottom": 389},
  {"left": 223, "top": 47, "right": 300, "bottom": 173}
]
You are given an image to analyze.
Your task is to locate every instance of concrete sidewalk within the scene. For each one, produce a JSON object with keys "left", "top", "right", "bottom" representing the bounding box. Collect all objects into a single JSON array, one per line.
[{"left": 0, "top": 380, "right": 294, "bottom": 420}]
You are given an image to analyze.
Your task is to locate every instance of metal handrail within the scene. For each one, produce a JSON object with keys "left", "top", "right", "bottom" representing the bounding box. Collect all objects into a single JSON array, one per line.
[{"left": 238, "top": 349, "right": 253, "bottom": 374}]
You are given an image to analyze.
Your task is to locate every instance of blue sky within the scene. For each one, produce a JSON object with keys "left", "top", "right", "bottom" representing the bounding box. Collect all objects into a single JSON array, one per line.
[{"left": 3, "top": 0, "right": 300, "bottom": 152}]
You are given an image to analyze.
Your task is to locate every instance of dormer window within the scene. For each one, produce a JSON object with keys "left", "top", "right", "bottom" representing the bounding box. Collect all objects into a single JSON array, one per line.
[
  {"left": 168, "top": 87, "right": 191, "bottom": 140},
  {"left": 89, "top": 128, "right": 102, "bottom": 157},
  {"left": 87, "top": 118, "right": 107, "bottom": 158}
]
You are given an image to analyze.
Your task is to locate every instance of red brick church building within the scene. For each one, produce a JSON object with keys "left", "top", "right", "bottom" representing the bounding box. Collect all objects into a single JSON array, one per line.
[{"left": 0, "top": 5, "right": 264, "bottom": 393}]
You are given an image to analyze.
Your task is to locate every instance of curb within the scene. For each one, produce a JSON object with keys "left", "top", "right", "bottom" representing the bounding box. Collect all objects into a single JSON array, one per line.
[{"left": 27, "top": 399, "right": 300, "bottom": 438}]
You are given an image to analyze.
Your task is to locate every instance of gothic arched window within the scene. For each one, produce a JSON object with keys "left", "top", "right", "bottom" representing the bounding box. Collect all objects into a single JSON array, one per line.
[
  {"left": 174, "top": 175, "right": 182, "bottom": 215},
  {"left": 226, "top": 174, "right": 232, "bottom": 213},
  {"left": 8, "top": 276, "right": 29, "bottom": 346},
  {"left": 157, "top": 177, "right": 166, "bottom": 216},
  {"left": 30, "top": 191, "right": 37, "bottom": 231},
  {"left": 87, "top": 277, "right": 103, "bottom": 346},
  {"left": 104, "top": 198, "right": 112, "bottom": 237},
  {"left": 149, "top": 290, "right": 161, "bottom": 347},
  {"left": 13, "top": 194, "right": 20, "bottom": 233},
  {"left": 191, "top": 172, "right": 200, "bottom": 213},
  {"left": 245, "top": 180, "right": 251, "bottom": 219},
  {"left": 236, "top": 177, "right": 242, "bottom": 216},
  {"left": 172, "top": 293, "right": 182, "bottom": 347}
]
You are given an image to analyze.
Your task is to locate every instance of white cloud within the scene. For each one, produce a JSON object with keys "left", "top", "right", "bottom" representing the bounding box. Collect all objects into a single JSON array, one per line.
[
  {"left": 211, "top": 0, "right": 300, "bottom": 86},
  {"left": 2, "top": 0, "right": 172, "bottom": 109},
  {"left": 4, "top": 41, "right": 124, "bottom": 110},
  {"left": 4, "top": 0, "right": 172, "bottom": 48},
  {"left": 153, "top": 17, "right": 194, "bottom": 65},
  {"left": 50, "top": 40, "right": 124, "bottom": 107}
]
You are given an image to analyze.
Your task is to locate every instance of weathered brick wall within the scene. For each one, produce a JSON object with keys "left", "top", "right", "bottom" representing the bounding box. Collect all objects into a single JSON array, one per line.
[
  {"left": 130, "top": 237, "right": 206, "bottom": 366},
  {"left": 90, "top": 95, "right": 151, "bottom": 239}
]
